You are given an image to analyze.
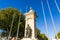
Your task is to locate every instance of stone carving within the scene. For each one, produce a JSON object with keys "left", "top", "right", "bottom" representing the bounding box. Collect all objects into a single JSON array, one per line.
[
  {"left": 26, "top": 25, "right": 32, "bottom": 38},
  {"left": 21, "top": 8, "right": 37, "bottom": 40}
]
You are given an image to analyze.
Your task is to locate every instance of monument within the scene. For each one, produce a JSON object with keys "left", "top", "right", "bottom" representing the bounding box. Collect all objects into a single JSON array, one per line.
[{"left": 21, "top": 7, "right": 38, "bottom": 40}]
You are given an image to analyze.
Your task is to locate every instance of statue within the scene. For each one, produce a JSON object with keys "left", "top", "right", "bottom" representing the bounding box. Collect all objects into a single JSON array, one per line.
[{"left": 26, "top": 25, "right": 32, "bottom": 38}]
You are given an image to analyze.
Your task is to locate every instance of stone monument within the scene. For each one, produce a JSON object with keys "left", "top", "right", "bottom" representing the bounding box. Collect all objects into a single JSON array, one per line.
[{"left": 21, "top": 7, "right": 38, "bottom": 40}]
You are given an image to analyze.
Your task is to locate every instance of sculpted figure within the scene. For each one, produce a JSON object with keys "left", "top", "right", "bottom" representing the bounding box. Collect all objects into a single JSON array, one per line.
[{"left": 26, "top": 25, "right": 32, "bottom": 38}]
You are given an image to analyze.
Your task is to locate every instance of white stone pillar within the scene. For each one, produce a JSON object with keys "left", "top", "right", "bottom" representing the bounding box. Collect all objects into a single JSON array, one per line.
[{"left": 22, "top": 8, "right": 37, "bottom": 40}]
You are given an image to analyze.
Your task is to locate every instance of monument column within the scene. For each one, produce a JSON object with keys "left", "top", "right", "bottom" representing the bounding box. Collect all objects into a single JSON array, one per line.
[
  {"left": 21, "top": 8, "right": 37, "bottom": 40},
  {"left": 24, "top": 8, "right": 37, "bottom": 38}
]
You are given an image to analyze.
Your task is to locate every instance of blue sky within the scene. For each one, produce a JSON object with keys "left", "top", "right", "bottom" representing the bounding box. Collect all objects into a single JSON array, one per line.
[{"left": 0, "top": 0, "right": 60, "bottom": 39}]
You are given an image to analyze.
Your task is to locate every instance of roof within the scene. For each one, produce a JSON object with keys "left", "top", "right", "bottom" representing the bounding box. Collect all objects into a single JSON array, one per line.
[{"left": 24, "top": 9, "right": 35, "bottom": 15}]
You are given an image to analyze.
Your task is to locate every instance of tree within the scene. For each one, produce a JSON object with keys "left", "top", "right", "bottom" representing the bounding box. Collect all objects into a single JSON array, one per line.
[
  {"left": 55, "top": 31, "right": 60, "bottom": 39},
  {"left": 37, "top": 29, "right": 48, "bottom": 40},
  {"left": 0, "top": 8, "right": 25, "bottom": 38}
]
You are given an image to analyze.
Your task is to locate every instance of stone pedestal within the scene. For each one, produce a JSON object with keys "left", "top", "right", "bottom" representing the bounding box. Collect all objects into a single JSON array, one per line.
[{"left": 21, "top": 38, "right": 38, "bottom": 40}]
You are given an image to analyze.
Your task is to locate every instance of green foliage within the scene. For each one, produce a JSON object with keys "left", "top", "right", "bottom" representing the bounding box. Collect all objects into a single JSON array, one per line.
[
  {"left": 57, "top": 32, "right": 60, "bottom": 38},
  {"left": 0, "top": 8, "right": 25, "bottom": 38},
  {"left": 36, "top": 29, "right": 48, "bottom": 40},
  {"left": 55, "top": 31, "right": 60, "bottom": 39}
]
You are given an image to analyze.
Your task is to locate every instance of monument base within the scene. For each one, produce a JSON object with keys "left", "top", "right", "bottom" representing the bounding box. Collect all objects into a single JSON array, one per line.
[{"left": 21, "top": 38, "right": 38, "bottom": 40}]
